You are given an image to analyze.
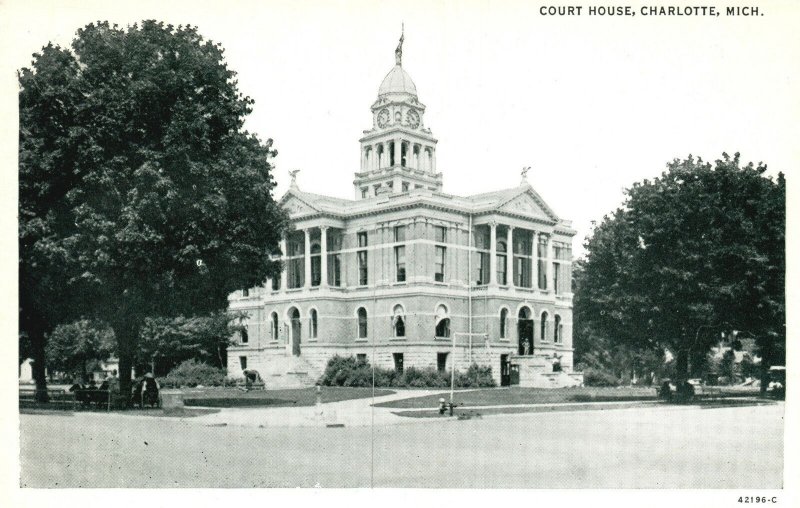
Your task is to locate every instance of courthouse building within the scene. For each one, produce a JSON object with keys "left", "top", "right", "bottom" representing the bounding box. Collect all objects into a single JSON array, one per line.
[{"left": 227, "top": 39, "right": 582, "bottom": 387}]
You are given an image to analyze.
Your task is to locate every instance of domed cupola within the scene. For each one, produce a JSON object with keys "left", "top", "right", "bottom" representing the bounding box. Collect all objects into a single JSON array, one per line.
[
  {"left": 355, "top": 28, "right": 441, "bottom": 199},
  {"left": 378, "top": 65, "right": 418, "bottom": 98}
]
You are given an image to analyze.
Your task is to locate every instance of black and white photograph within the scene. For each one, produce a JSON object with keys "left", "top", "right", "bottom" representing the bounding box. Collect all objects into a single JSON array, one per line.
[{"left": 3, "top": 0, "right": 796, "bottom": 503}]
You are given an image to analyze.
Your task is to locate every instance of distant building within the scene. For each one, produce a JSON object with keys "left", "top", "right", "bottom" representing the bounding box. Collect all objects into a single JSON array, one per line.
[{"left": 227, "top": 36, "right": 581, "bottom": 388}]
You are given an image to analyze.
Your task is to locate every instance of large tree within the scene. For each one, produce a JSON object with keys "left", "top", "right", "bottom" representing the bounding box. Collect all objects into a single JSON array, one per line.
[
  {"left": 577, "top": 153, "right": 784, "bottom": 383},
  {"left": 19, "top": 21, "right": 287, "bottom": 398}
]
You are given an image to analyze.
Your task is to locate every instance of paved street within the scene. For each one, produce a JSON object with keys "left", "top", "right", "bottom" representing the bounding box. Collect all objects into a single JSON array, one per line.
[{"left": 20, "top": 401, "right": 783, "bottom": 488}]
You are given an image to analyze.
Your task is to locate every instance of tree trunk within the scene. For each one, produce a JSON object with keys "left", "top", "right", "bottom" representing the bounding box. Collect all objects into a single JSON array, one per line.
[
  {"left": 676, "top": 349, "right": 689, "bottom": 382},
  {"left": 113, "top": 324, "right": 140, "bottom": 405},
  {"left": 30, "top": 328, "right": 49, "bottom": 402}
]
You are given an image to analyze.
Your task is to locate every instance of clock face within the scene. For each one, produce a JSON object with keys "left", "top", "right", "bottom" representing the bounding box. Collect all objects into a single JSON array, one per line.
[
  {"left": 377, "top": 109, "right": 390, "bottom": 128},
  {"left": 406, "top": 109, "right": 420, "bottom": 129}
]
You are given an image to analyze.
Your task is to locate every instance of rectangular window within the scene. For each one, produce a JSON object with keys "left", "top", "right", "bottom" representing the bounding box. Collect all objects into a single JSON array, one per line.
[
  {"left": 311, "top": 256, "right": 321, "bottom": 286},
  {"left": 393, "top": 353, "right": 404, "bottom": 373},
  {"left": 435, "top": 246, "right": 446, "bottom": 282},
  {"left": 271, "top": 277, "right": 280, "bottom": 291},
  {"left": 241, "top": 326, "right": 249, "bottom": 344},
  {"left": 538, "top": 237, "right": 548, "bottom": 290},
  {"left": 357, "top": 231, "right": 368, "bottom": 247},
  {"left": 401, "top": 182, "right": 409, "bottom": 192},
  {"left": 434, "top": 225, "right": 447, "bottom": 243},
  {"left": 477, "top": 252, "right": 489, "bottom": 285},
  {"left": 239, "top": 356, "right": 247, "bottom": 370},
  {"left": 437, "top": 352, "right": 449, "bottom": 373},
  {"left": 497, "top": 255, "right": 507, "bottom": 285},
  {"left": 328, "top": 254, "right": 341, "bottom": 287},
  {"left": 357, "top": 353, "right": 367, "bottom": 364},
  {"left": 358, "top": 250, "right": 368, "bottom": 285},
  {"left": 394, "top": 225, "right": 406, "bottom": 242},
  {"left": 395, "top": 246, "right": 406, "bottom": 282},
  {"left": 554, "top": 263, "right": 561, "bottom": 294},
  {"left": 242, "top": 288, "right": 249, "bottom": 297},
  {"left": 289, "top": 258, "right": 304, "bottom": 288},
  {"left": 515, "top": 257, "right": 532, "bottom": 288},
  {"left": 361, "top": 187, "right": 368, "bottom": 198}
]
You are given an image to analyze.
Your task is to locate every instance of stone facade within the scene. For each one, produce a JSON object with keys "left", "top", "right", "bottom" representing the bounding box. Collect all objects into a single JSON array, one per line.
[{"left": 227, "top": 37, "right": 582, "bottom": 388}]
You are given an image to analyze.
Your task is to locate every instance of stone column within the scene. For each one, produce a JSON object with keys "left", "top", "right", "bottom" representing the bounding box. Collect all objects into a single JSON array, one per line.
[
  {"left": 546, "top": 234, "right": 553, "bottom": 292},
  {"left": 506, "top": 225, "right": 514, "bottom": 286},
  {"left": 280, "top": 234, "right": 287, "bottom": 291},
  {"left": 303, "top": 228, "right": 311, "bottom": 288},
  {"left": 489, "top": 221, "right": 497, "bottom": 286},
  {"left": 320, "top": 226, "right": 328, "bottom": 288},
  {"left": 431, "top": 147, "right": 436, "bottom": 173},
  {"left": 531, "top": 230, "right": 538, "bottom": 290},
  {"left": 394, "top": 139, "right": 401, "bottom": 167}
]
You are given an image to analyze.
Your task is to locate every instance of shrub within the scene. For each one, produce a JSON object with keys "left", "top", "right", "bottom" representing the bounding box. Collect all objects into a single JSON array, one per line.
[
  {"left": 582, "top": 367, "right": 620, "bottom": 387},
  {"left": 319, "top": 355, "right": 372, "bottom": 387},
  {"left": 456, "top": 363, "right": 496, "bottom": 388},
  {"left": 318, "top": 356, "right": 495, "bottom": 388},
  {"left": 161, "top": 359, "right": 227, "bottom": 388}
]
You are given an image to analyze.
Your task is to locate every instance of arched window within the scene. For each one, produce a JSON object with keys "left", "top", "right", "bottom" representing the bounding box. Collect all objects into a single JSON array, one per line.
[
  {"left": 435, "top": 304, "right": 450, "bottom": 338},
  {"left": 500, "top": 308, "right": 508, "bottom": 338},
  {"left": 496, "top": 240, "right": 507, "bottom": 285},
  {"left": 309, "top": 309, "right": 318, "bottom": 339},
  {"left": 270, "top": 312, "right": 279, "bottom": 341},
  {"left": 540, "top": 311, "right": 549, "bottom": 341},
  {"left": 357, "top": 308, "right": 368, "bottom": 339},
  {"left": 554, "top": 314, "right": 562, "bottom": 343},
  {"left": 392, "top": 305, "right": 405, "bottom": 337}
]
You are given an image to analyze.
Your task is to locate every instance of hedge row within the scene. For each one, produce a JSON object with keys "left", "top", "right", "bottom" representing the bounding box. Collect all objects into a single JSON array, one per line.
[{"left": 318, "top": 355, "right": 496, "bottom": 388}]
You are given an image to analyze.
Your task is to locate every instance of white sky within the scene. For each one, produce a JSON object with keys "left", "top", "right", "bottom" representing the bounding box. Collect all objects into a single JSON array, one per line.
[{"left": 2, "top": 0, "right": 798, "bottom": 259}]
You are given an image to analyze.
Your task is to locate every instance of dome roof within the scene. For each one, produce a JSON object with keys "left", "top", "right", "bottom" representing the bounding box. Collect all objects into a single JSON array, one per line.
[{"left": 378, "top": 65, "right": 417, "bottom": 97}]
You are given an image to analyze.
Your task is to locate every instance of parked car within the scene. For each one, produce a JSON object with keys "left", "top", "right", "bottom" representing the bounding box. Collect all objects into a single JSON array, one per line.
[{"left": 767, "top": 366, "right": 785, "bottom": 399}]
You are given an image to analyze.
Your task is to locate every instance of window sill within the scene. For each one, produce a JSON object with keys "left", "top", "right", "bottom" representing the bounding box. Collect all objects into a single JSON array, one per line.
[
  {"left": 392, "top": 281, "right": 408, "bottom": 286},
  {"left": 498, "top": 339, "right": 510, "bottom": 342},
  {"left": 389, "top": 337, "right": 407, "bottom": 341},
  {"left": 307, "top": 339, "right": 318, "bottom": 343},
  {"left": 355, "top": 339, "right": 369, "bottom": 343}
]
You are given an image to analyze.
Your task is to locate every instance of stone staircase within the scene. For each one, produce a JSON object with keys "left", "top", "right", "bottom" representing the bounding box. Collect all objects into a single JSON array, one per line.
[{"left": 257, "top": 354, "right": 323, "bottom": 389}]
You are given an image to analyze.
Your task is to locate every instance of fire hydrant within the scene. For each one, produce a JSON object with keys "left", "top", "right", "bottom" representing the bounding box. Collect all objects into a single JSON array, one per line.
[{"left": 438, "top": 398, "right": 455, "bottom": 416}]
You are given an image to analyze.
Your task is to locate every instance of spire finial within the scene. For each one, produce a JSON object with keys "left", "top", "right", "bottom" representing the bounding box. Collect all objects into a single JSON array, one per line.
[{"left": 395, "top": 23, "right": 404, "bottom": 66}]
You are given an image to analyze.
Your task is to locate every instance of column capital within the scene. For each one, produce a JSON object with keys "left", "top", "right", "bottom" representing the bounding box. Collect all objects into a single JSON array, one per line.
[
  {"left": 488, "top": 220, "right": 498, "bottom": 228},
  {"left": 319, "top": 225, "right": 329, "bottom": 232}
]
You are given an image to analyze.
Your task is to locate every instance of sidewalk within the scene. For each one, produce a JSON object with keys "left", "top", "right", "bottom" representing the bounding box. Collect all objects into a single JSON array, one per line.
[{"left": 189, "top": 389, "right": 445, "bottom": 428}]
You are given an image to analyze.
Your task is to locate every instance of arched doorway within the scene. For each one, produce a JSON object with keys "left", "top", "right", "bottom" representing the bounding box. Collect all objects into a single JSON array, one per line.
[
  {"left": 289, "top": 307, "right": 301, "bottom": 356},
  {"left": 518, "top": 307, "right": 533, "bottom": 355}
]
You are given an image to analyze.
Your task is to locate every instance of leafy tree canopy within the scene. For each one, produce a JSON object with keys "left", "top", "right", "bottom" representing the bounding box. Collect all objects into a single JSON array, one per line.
[
  {"left": 19, "top": 20, "right": 287, "bottom": 394},
  {"left": 137, "top": 311, "right": 245, "bottom": 375},
  {"left": 45, "top": 319, "right": 115, "bottom": 379},
  {"left": 576, "top": 153, "right": 784, "bottom": 379}
]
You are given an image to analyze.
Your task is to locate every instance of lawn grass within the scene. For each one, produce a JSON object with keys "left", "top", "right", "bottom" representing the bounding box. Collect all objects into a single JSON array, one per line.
[
  {"left": 181, "top": 386, "right": 394, "bottom": 408},
  {"left": 373, "top": 385, "right": 761, "bottom": 409},
  {"left": 391, "top": 397, "right": 774, "bottom": 418}
]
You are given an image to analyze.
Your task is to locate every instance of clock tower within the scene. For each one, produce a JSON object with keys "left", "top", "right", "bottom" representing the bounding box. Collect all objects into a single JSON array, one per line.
[{"left": 355, "top": 32, "right": 441, "bottom": 199}]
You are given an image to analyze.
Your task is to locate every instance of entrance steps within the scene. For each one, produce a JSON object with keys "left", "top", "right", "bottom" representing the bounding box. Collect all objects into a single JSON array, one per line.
[{"left": 257, "top": 354, "right": 322, "bottom": 389}]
